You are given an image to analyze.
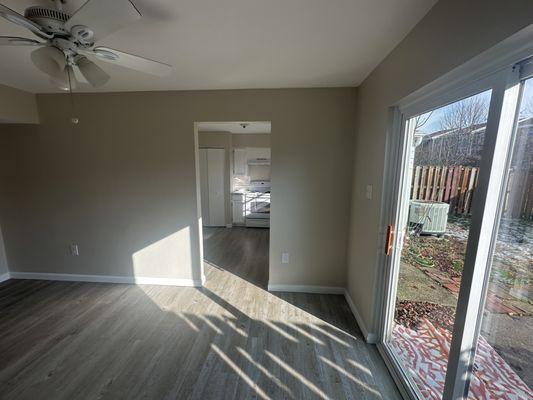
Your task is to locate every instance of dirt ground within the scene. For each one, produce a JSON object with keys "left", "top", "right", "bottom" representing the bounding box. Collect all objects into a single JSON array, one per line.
[{"left": 397, "top": 261, "right": 456, "bottom": 306}]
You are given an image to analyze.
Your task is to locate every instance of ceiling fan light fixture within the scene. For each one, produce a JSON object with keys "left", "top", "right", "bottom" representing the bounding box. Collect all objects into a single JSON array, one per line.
[
  {"left": 76, "top": 56, "right": 110, "bottom": 87},
  {"left": 50, "top": 66, "right": 76, "bottom": 92},
  {"left": 31, "top": 46, "right": 66, "bottom": 80},
  {"left": 51, "top": 78, "right": 69, "bottom": 91}
]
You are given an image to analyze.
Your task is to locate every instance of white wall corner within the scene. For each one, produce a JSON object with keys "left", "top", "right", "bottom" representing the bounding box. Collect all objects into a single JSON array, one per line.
[
  {"left": 267, "top": 284, "right": 345, "bottom": 295},
  {"left": 0, "top": 272, "right": 10, "bottom": 283},
  {"left": 0, "top": 225, "right": 10, "bottom": 276},
  {"left": 8, "top": 272, "right": 203, "bottom": 287},
  {"left": 344, "top": 289, "right": 378, "bottom": 344}
]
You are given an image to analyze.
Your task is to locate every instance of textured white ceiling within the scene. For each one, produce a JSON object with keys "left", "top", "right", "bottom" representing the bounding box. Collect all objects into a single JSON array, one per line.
[{"left": 0, "top": 0, "right": 437, "bottom": 93}]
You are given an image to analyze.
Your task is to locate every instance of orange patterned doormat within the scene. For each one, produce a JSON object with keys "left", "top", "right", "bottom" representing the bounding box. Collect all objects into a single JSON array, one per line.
[{"left": 391, "top": 319, "right": 532, "bottom": 399}]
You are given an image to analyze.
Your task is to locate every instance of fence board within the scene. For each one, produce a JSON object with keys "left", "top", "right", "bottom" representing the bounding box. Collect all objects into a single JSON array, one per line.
[
  {"left": 449, "top": 166, "right": 462, "bottom": 213},
  {"left": 444, "top": 167, "right": 453, "bottom": 202},
  {"left": 430, "top": 167, "right": 439, "bottom": 200},
  {"left": 438, "top": 167, "right": 447, "bottom": 202},
  {"left": 464, "top": 168, "right": 477, "bottom": 214},
  {"left": 524, "top": 171, "right": 533, "bottom": 219},
  {"left": 412, "top": 166, "right": 421, "bottom": 199},
  {"left": 426, "top": 167, "right": 434, "bottom": 200},
  {"left": 420, "top": 166, "right": 428, "bottom": 200},
  {"left": 457, "top": 168, "right": 468, "bottom": 214}
]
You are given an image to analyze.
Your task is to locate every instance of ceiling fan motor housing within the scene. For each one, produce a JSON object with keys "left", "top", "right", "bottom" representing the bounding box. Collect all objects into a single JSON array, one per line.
[
  {"left": 70, "top": 25, "right": 94, "bottom": 45},
  {"left": 24, "top": 6, "right": 70, "bottom": 36},
  {"left": 0, "top": 0, "right": 171, "bottom": 89}
]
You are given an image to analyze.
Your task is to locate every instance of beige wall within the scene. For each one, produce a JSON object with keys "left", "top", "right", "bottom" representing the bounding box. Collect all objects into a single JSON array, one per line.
[
  {"left": 0, "top": 84, "right": 39, "bottom": 124},
  {"left": 0, "top": 88, "right": 356, "bottom": 288},
  {"left": 232, "top": 134, "right": 270, "bottom": 148},
  {"left": 347, "top": 0, "right": 533, "bottom": 333}
]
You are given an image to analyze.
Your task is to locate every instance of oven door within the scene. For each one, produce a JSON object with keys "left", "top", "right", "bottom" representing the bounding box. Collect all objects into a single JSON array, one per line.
[{"left": 246, "top": 192, "right": 271, "bottom": 219}]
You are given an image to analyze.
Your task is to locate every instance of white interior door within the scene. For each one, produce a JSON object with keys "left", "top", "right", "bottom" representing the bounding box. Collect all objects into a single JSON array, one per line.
[{"left": 206, "top": 148, "right": 226, "bottom": 227}]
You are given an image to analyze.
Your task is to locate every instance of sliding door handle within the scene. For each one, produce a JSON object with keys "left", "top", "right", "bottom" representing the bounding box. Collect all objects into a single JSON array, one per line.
[{"left": 385, "top": 225, "right": 394, "bottom": 256}]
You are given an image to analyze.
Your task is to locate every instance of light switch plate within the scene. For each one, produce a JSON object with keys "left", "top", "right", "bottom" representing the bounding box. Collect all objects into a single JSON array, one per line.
[
  {"left": 281, "top": 252, "right": 290, "bottom": 264},
  {"left": 70, "top": 244, "right": 79, "bottom": 256},
  {"left": 365, "top": 184, "right": 373, "bottom": 200}
]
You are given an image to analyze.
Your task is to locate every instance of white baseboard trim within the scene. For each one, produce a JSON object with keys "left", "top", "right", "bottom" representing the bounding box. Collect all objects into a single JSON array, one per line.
[
  {"left": 225, "top": 224, "right": 233, "bottom": 228},
  {"left": 0, "top": 272, "right": 10, "bottom": 283},
  {"left": 267, "top": 284, "right": 345, "bottom": 295},
  {"left": 8, "top": 272, "right": 203, "bottom": 287},
  {"left": 344, "top": 289, "right": 378, "bottom": 344}
]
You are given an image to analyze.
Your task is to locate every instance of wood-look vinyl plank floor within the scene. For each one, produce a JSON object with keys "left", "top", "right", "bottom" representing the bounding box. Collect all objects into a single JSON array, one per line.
[
  {"left": 203, "top": 227, "right": 269, "bottom": 289},
  {"left": 0, "top": 240, "right": 400, "bottom": 399}
]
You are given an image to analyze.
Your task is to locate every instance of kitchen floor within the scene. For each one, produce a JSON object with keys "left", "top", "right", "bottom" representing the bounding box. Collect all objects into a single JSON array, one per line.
[{"left": 203, "top": 227, "right": 269, "bottom": 289}]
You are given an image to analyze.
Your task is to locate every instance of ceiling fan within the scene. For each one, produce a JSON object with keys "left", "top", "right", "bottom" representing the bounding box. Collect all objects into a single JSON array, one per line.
[{"left": 0, "top": 0, "right": 172, "bottom": 89}]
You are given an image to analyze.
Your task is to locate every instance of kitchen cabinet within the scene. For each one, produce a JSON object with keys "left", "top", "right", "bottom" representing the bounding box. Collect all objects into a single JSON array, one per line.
[
  {"left": 232, "top": 193, "right": 245, "bottom": 224},
  {"left": 233, "top": 148, "right": 247, "bottom": 175}
]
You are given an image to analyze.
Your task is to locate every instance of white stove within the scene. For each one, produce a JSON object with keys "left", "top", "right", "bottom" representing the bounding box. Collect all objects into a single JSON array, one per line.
[{"left": 245, "top": 181, "right": 271, "bottom": 228}]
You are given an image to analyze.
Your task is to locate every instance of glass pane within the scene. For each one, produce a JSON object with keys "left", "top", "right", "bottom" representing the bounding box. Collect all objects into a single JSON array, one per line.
[
  {"left": 467, "top": 78, "right": 533, "bottom": 399},
  {"left": 390, "top": 90, "right": 492, "bottom": 399}
]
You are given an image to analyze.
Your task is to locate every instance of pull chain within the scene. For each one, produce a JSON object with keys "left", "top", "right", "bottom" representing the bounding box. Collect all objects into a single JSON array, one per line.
[{"left": 66, "top": 65, "right": 79, "bottom": 125}]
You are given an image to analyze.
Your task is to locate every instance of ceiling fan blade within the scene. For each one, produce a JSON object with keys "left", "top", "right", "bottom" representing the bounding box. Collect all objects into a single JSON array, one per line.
[
  {"left": 65, "top": 0, "right": 140, "bottom": 43},
  {"left": 0, "top": 4, "right": 52, "bottom": 39},
  {"left": 0, "top": 36, "right": 42, "bottom": 46},
  {"left": 76, "top": 56, "right": 110, "bottom": 87},
  {"left": 90, "top": 47, "right": 172, "bottom": 77},
  {"left": 31, "top": 46, "right": 67, "bottom": 81}
]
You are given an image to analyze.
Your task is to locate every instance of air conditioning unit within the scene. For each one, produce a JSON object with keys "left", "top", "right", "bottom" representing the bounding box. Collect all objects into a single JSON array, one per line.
[{"left": 408, "top": 200, "right": 449, "bottom": 235}]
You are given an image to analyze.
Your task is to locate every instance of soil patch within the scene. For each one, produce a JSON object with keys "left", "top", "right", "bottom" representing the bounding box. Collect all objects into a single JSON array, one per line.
[{"left": 395, "top": 300, "right": 455, "bottom": 331}]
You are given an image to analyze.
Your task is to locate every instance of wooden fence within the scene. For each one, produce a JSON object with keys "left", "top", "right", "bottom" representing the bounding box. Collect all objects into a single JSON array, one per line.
[
  {"left": 503, "top": 167, "right": 533, "bottom": 219},
  {"left": 410, "top": 165, "right": 533, "bottom": 219},
  {"left": 410, "top": 166, "right": 478, "bottom": 215}
]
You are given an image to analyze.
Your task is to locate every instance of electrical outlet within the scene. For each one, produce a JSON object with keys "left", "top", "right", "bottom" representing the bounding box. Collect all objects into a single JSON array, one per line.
[
  {"left": 281, "top": 252, "right": 290, "bottom": 264},
  {"left": 70, "top": 244, "right": 79, "bottom": 256}
]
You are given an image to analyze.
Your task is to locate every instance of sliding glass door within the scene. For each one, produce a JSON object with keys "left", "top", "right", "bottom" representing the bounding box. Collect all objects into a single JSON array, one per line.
[
  {"left": 465, "top": 74, "right": 533, "bottom": 399},
  {"left": 389, "top": 90, "right": 493, "bottom": 399},
  {"left": 381, "top": 61, "right": 532, "bottom": 399}
]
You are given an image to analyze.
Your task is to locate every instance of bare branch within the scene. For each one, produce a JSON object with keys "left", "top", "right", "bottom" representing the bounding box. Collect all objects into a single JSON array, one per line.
[
  {"left": 413, "top": 111, "right": 433, "bottom": 132},
  {"left": 415, "top": 95, "right": 489, "bottom": 166}
]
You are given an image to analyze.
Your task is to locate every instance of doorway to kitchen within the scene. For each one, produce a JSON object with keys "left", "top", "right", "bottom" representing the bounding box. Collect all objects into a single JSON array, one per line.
[{"left": 195, "top": 122, "right": 271, "bottom": 289}]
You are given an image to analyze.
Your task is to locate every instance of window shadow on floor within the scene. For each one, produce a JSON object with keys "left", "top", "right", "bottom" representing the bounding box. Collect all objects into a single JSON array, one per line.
[
  {"left": 0, "top": 275, "right": 401, "bottom": 399},
  {"left": 268, "top": 291, "right": 364, "bottom": 340}
]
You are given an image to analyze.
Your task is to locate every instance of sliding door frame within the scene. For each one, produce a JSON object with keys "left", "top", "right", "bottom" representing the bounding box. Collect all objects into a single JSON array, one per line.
[{"left": 375, "top": 28, "right": 533, "bottom": 400}]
